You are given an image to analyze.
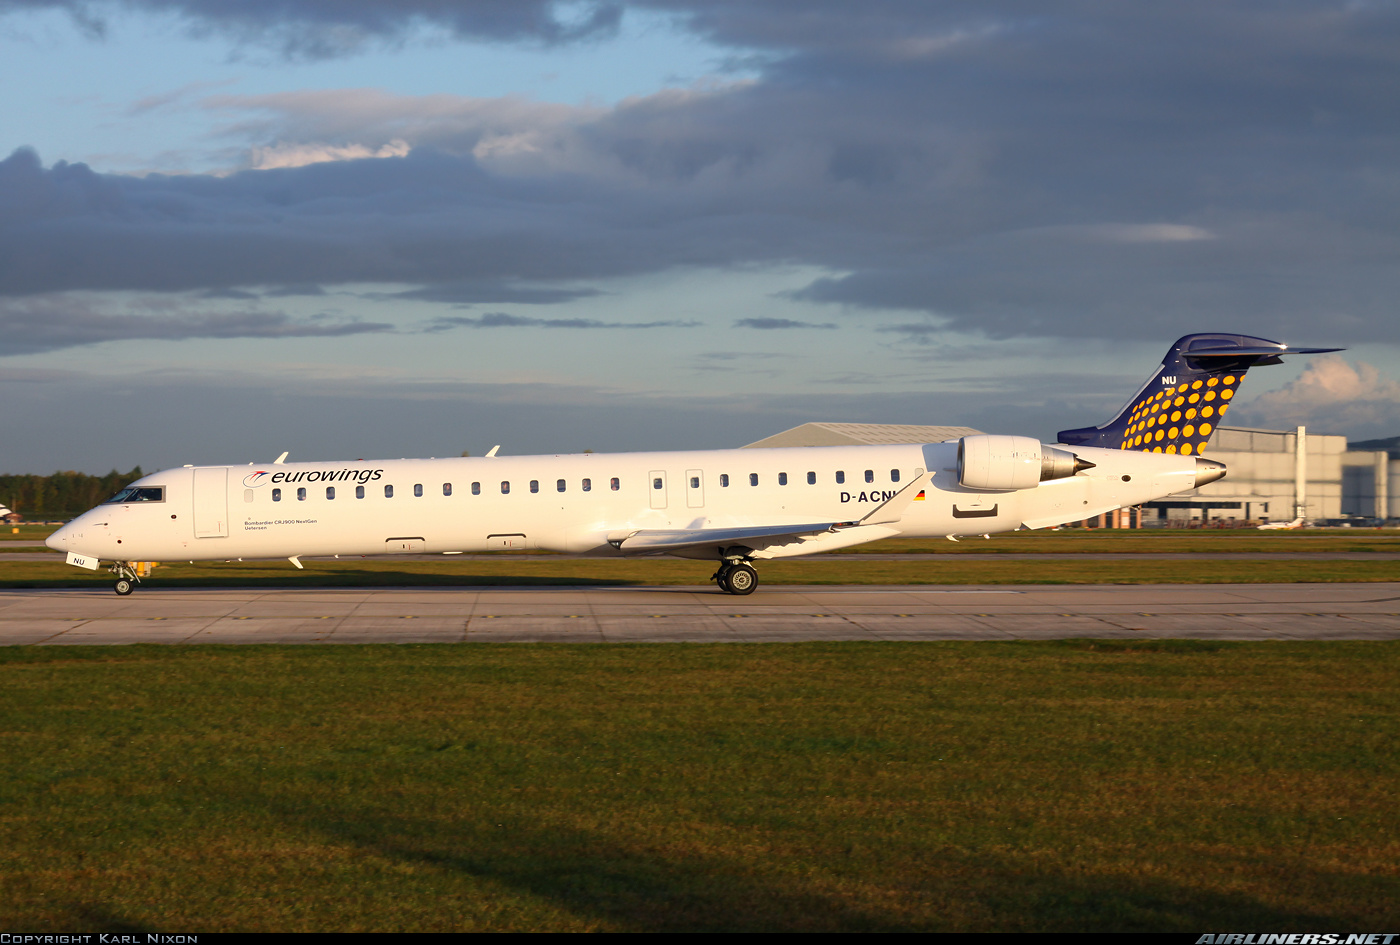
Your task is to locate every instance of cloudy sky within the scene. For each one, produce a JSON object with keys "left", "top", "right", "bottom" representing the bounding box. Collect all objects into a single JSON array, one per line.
[{"left": 2, "top": 0, "right": 1398, "bottom": 473}]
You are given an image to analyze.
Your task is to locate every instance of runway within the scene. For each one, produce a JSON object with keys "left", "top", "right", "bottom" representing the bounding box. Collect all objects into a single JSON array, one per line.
[{"left": 1, "top": 582, "right": 1398, "bottom": 644}]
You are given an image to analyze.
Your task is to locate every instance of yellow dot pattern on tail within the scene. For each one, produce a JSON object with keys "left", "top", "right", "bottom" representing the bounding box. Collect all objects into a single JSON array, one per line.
[{"left": 1118, "top": 374, "right": 1238, "bottom": 453}]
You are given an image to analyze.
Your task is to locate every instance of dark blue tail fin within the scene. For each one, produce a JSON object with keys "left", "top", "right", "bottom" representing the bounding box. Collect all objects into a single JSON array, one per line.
[{"left": 1057, "top": 333, "right": 1341, "bottom": 455}]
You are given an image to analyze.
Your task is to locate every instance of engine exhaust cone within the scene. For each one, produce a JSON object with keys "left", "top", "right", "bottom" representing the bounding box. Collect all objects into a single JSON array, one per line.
[
  {"left": 1040, "top": 446, "right": 1092, "bottom": 482},
  {"left": 1195, "top": 457, "right": 1227, "bottom": 487}
]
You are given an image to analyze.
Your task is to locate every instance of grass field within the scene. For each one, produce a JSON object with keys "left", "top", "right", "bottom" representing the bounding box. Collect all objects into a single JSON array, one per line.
[{"left": 1, "top": 641, "right": 1395, "bottom": 932}]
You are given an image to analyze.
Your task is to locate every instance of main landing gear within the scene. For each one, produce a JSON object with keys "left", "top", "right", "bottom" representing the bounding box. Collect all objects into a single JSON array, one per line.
[
  {"left": 110, "top": 562, "right": 139, "bottom": 596},
  {"left": 712, "top": 555, "right": 758, "bottom": 595}
]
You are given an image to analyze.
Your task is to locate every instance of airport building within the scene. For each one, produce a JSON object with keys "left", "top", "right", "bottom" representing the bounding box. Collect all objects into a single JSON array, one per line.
[
  {"left": 1148, "top": 426, "right": 1396, "bottom": 525},
  {"left": 747, "top": 422, "right": 1398, "bottom": 527}
]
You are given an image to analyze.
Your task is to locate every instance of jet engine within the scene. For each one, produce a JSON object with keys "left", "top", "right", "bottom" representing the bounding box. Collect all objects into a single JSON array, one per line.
[{"left": 957, "top": 435, "right": 1094, "bottom": 491}]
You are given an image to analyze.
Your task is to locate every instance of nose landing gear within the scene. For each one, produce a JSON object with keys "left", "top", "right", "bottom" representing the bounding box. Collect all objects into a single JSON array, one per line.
[
  {"left": 712, "top": 553, "right": 759, "bottom": 595},
  {"left": 109, "top": 562, "right": 140, "bottom": 596}
]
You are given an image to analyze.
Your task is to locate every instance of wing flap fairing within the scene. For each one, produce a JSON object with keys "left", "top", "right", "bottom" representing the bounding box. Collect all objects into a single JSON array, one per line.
[{"left": 613, "top": 522, "right": 834, "bottom": 555}]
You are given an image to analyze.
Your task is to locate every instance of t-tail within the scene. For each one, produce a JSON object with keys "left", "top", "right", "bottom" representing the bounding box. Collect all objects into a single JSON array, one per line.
[{"left": 1057, "top": 333, "right": 1341, "bottom": 455}]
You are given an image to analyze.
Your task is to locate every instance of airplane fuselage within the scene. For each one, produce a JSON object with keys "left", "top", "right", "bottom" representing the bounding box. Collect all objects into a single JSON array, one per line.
[{"left": 49, "top": 441, "right": 1202, "bottom": 564}]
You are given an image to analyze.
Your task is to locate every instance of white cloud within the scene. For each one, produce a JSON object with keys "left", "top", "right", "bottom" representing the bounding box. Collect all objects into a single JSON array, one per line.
[
  {"left": 248, "top": 138, "right": 410, "bottom": 170},
  {"left": 1024, "top": 223, "right": 1219, "bottom": 243},
  {"left": 1090, "top": 224, "right": 1218, "bottom": 243},
  {"left": 1233, "top": 354, "right": 1400, "bottom": 437}
]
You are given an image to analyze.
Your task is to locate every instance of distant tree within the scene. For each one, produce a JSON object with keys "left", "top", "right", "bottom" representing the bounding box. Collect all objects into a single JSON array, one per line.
[{"left": 0, "top": 466, "right": 144, "bottom": 520}]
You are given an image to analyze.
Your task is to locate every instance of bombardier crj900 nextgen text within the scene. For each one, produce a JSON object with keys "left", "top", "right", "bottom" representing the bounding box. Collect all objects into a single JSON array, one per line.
[{"left": 48, "top": 334, "right": 1338, "bottom": 596}]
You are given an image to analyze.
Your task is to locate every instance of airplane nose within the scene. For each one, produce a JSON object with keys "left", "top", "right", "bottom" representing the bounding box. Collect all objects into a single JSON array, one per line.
[{"left": 45, "top": 525, "right": 70, "bottom": 552}]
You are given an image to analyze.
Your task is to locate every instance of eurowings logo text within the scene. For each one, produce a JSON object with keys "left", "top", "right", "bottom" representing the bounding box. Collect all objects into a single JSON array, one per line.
[{"left": 243, "top": 471, "right": 272, "bottom": 488}]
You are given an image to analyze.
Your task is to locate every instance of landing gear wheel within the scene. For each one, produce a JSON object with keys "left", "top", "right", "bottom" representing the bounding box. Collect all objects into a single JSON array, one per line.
[
  {"left": 714, "top": 567, "right": 731, "bottom": 593},
  {"left": 114, "top": 578, "right": 134, "bottom": 596},
  {"left": 725, "top": 563, "right": 758, "bottom": 595}
]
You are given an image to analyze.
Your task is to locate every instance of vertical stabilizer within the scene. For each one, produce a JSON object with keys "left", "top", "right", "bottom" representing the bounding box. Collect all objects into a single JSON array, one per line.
[{"left": 1057, "top": 333, "right": 1340, "bottom": 455}]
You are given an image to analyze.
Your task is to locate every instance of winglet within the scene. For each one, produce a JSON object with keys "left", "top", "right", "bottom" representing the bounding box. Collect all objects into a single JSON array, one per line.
[
  {"left": 274, "top": 452, "right": 289, "bottom": 465},
  {"left": 288, "top": 555, "right": 303, "bottom": 569},
  {"left": 485, "top": 445, "right": 501, "bottom": 458},
  {"left": 859, "top": 477, "right": 930, "bottom": 527}
]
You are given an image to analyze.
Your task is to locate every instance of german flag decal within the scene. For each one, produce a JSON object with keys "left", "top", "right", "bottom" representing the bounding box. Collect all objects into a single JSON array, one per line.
[{"left": 914, "top": 490, "right": 926, "bottom": 501}]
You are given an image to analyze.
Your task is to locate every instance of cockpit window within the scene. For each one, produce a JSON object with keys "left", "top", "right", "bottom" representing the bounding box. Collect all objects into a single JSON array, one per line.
[{"left": 105, "top": 486, "right": 164, "bottom": 503}]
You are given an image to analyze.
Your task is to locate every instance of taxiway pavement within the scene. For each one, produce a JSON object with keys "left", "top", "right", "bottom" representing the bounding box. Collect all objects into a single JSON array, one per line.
[{"left": 1, "top": 583, "right": 1397, "bottom": 644}]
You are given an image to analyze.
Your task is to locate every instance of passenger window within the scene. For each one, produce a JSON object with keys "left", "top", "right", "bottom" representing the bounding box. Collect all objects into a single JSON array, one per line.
[
  {"left": 530, "top": 480, "right": 539, "bottom": 493},
  {"left": 891, "top": 469, "right": 900, "bottom": 483},
  {"left": 356, "top": 485, "right": 365, "bottom": 499},
  {"left": 865, "top": 469, "right": 874, "bottom": 483},
  {"left": 807, "top": 471, "right": 816, "bottom": 485},
  {"left": 326, "top": 486, "right": 335, "bottom": 500},
  {"left": 720, "top": 474, "right": 729, "bottom": 487},
  {"left": 385, "top": 484, "right": 394, "bottom": 498},
  {"left": 272, "top": 488, "right": 281, "bottom": 502},
  {"left": 443, "top": 483, "right": 452, "bottom": 496},
  {"left": 750, "top": 473, "right": 758, "bottom": 486},
  {"left": 472, "top": 482, "right": 481, "bottom": 495},
  {"left": 557, "top": 479, "right": 566, "bottom": 492},
  {"left": 690, "top": 476, "right": 699, "bottom": 489},
  {"left": 610, "top": 477, "right": 619, "bottom": 491},
  {"left": 297, "top": 487, "right": 307, "bottom": 501},
  {"left": 583, "top": 478, "right": 591, "bottom": 492},
  {"left": 501, "top": 481, "right": 510, "bottom": 494},
  {"left": 778, "top": 472, "right": 788, "bottom": 485},
  {"left": 653, "top": 477, "right": 663, "bottom": 490},
  {"left": 836, "top": 471, "right": 845, "bottom": 484},
  {"left": 414, "top": 483, "right": 423, "bottom": 497}
]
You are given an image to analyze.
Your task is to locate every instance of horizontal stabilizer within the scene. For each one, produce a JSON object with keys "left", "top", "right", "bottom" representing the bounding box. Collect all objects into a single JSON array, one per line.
[
  {"left": 1185, "top": 346, "right": 1341, "bottom": 357},
  {"left": 613, "top": 522, "right": 834, "bottom": 555}
]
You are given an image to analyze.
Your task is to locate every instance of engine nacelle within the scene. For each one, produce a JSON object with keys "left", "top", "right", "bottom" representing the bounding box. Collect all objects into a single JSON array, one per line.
[{"left": 957, "top": 435, "right": 1092, "bottom": 491}]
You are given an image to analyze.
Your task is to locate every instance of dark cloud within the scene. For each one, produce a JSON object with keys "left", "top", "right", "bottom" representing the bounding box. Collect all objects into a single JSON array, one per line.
[
  {"left": 3, "top": 3, "right": 1400, "bottom": 345},
  {"left": 426, "top": 311, "right": 699, "bottom": 330},
  {"left": 5, "top": 0, "right": 623, "bottom": 58},
  {"left": 734, "top": 317, "right": 835, "bottom": 330},
  {"left": 199, "top": 288, "right": 259, "bottom": 300},
  {"left": 384, "top": 282, "right": 606, "bottom": 306},
  {"left": 0, "top": 295, "right": 392, "bottom": 355},
  {"left": 262, "top": 283, "right": 326, "bottom": 297}
]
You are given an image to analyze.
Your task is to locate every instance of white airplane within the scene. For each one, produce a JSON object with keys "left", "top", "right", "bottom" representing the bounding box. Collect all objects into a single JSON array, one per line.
[
  {"left": 1257, "top": 516, "right": 1304, "bottom": 530},
  {"left": 47, "top": 333, "right": 1338, "bottom": 596}
]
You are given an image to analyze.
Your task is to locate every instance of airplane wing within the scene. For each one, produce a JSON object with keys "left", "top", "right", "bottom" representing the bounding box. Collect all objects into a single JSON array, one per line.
[{"left": 610, "top": 477, "right": 932, "bottom": 556}]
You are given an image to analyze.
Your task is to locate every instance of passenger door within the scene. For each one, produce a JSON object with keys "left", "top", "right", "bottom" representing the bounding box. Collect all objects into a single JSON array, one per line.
[{"left": 192, "top": 467, "right": 228, "bottom": 538}]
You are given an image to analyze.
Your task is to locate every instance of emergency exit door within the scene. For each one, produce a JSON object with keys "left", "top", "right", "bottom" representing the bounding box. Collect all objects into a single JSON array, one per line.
[
  {"left": 685, "top": 469, "right": 705, "bottom": 508},
  {"left": 648, "top": 470, "right": 668, "bottom": 509}
]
